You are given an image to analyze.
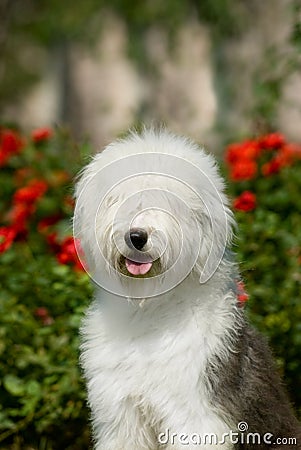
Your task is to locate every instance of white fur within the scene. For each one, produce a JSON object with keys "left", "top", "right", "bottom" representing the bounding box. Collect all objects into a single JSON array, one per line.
[{"left": 75, "top": 129, "right": 239, "bottom": 449}]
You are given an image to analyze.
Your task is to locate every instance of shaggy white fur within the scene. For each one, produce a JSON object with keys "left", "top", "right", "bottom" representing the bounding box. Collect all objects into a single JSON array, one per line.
[{"left": 74, "top": 129, "right": 241, "bottom": 449}]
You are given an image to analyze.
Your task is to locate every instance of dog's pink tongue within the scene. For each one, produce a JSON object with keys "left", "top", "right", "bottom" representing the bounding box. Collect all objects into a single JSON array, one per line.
[{"left": 125, "top": 259, "right": 152, "bottom": 275}]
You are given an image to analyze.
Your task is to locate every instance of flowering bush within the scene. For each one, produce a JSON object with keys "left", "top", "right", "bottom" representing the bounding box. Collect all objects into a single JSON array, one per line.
[
  {"left": 0, "top": 127, "right": 92, "bottom": 449},
  {"left": 233, "top": 190, "right": 256, "bottom": 212},
  {"left": 0, "top": 127, "right": 300, "bottom": 449},
  {"left": 224, "top": 132, "right": 301, "bottom": 417}
]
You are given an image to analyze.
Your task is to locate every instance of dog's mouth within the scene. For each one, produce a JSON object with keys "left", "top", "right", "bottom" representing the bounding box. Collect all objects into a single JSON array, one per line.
[
  {"left": 125, "top": 258, "right": 153, "bottom": 275},
  {"left": 117, "top": 255, "right": 161, "bottom": 278}
]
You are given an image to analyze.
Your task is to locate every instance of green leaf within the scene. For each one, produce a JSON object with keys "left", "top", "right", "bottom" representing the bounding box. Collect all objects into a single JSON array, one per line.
[{"left": 3, "top": 374, "right": 25, "bottom": 396}]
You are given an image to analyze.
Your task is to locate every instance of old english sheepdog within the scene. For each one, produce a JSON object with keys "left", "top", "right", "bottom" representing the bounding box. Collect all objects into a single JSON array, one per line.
[{"left": 74, "top": 129, "right": 300, "bottom": 449}]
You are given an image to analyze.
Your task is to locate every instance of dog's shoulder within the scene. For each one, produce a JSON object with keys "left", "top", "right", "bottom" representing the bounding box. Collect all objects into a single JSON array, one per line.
[{"left": 206, "top": 319, "right": 301, "bottom": 445}]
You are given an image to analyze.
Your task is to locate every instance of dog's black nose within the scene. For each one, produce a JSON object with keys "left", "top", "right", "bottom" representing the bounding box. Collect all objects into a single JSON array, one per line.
[{"left": 125, "top": 228, "right": 148, "bottom": 250}]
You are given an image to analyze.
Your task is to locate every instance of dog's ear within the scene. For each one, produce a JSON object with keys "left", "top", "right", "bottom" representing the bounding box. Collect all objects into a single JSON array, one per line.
[
  {"left": 193, "top": 190, "right": 235, "bottom": 284},
  {"left": 73, "top": 168, "right": 101, "bottom": 274}
]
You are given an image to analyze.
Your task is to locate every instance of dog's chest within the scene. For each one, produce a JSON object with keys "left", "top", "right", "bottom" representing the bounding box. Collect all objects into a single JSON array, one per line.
[
  {"left": 96, "top": 299, "right": 209, "bottom": 394},
  {"left": 83, "top": 300, "right": 231, "bottom": 446},
  {"left": 123, "top": 329, "right": 225, "bottom": 437}
]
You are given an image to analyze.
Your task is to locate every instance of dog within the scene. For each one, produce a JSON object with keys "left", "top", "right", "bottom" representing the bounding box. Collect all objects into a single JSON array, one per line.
[{"left": 74, "top": 129, "right": 301, "bottom": 449}]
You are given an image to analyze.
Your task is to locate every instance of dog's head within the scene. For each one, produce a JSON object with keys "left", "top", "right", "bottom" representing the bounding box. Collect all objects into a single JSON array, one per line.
[{"left": 74, "top": 129, "right": 235, "bottom": 298}]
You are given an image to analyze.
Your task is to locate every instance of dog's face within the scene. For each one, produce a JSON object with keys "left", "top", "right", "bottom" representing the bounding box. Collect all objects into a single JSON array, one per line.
[
  {"left": 94, "top": 174, "right": 199, "bottom": 279},
  {"left": 74, "top": 130, "right": 234, "bottom": 299}
]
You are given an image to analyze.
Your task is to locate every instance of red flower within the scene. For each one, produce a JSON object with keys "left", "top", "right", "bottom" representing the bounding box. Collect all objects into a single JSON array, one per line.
[
  {"left": 277, "top": 144, "right": 301, "bottom": 166},
  {"left": 0, "top": 226, "right": 16, "bottom": 253},
  {"left": 226, "top": 133, "right": 301, "bottom": 182},
  {"left": 230, "top": 160, "right": 257, "bottom": 181},
  {"left": 0, "top": 129, "right": 24, "bottom": 166},
  {"left": 56, "top": 236, "right": 84, "bottom": 270},
  {"left": 258, "top": 132, "right": 285, "bottom": 150},
  {"left": 236, "top": 281, "right": 249, "bottom": 305},
  {"left": 47, "top": 234, "right": 84, "bottom": 271},
  {"left": 225, "top": 139, "right": 259, "bottom": 182},
  {"left": 225, "top": 140, "right": 260, "bottom": 165},
  {"left": 1, "top": 129, "right": 24, "bottom": 153},
  {"left": 8, "top": 203, "right": 35, "bottom": 232},
  {"left": 38, "top": 215, "right": 62, "bottom": 233},
  {"left": 233, "top": 191, "right": 256, "bottom": 212},
  {"left": 262, "top": 144, "right": 301, "bottom": 176},
  {"left": 31, "top": 127, "right": 53, "bottom": 143},
  {"left": 46, "top": 232, "right": 61, "bottom": 252},
  {"left": 34, "top": 307, "right": 49, "bottom": 318},
  {"left": 261, "top": 158, "right": 282, "bottom": 176},
  {"left": 7, "top": 179, "right": 48, "bottom": 235},
  {"left": 34, "top": 307, "right": 54, "bottom": 326},
  {"left": 13, "top": 179, "right": 48, "bottom": 205},
  {"left": 225, "top": 143, "right": 244, "bottom": 165}
]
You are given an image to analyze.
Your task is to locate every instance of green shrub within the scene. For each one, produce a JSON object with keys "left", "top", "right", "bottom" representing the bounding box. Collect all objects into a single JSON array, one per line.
[
  {"left": 0, "top": 127, "right": 92, "bottom": 449},
  {"left": 0, "top": 127, "right": 300, "bottom": 449},
  {"left": 224, "top": 132, "right": 301, "bottom": 417}
]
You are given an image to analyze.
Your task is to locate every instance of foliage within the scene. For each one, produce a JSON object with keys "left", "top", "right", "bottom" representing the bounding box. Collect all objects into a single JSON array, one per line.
[
  {"left": 247, "top": 1, "right": 301, "bottom": 133},
  {"left": 224, "top": 132, "right": 301, "bottom": 417},
  {"left": 0, "top": 127, "right": 93, "bottom": 449},
  {"left": 0, "top": 0, "right": 244, "bottom": 107},
  {"left": 1, "top": 127, "right": 301, "bottom": 449}
]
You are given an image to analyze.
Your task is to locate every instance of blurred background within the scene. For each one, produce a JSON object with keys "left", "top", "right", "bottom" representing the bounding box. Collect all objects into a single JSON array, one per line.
[{"left": 1, "top": 0, "right": 301, "bottom": 150}]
